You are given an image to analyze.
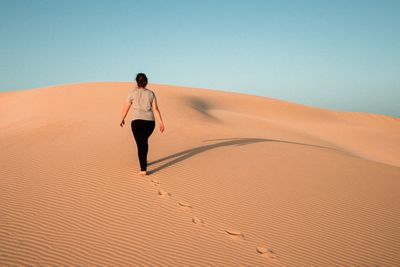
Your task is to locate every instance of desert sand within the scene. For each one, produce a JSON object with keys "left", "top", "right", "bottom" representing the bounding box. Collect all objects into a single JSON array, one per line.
[{"left": 1, "top": 82, "right": 399, "bottom": 266}]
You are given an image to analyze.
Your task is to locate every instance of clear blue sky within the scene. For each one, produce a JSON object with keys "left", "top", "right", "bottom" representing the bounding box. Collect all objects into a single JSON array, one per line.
[{"left": 1, "top": 0, "right": 399, "bottom": 117}]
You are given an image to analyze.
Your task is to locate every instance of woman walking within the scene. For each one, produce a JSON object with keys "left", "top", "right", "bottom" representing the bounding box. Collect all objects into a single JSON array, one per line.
[{"left": 120, "top": 73, "right": 165, "bottom": 176}]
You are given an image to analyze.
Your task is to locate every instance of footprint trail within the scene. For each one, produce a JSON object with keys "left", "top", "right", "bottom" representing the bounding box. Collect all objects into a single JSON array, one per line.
[{"left": 147, "top": 175, "right": 279, "bottom": 263}]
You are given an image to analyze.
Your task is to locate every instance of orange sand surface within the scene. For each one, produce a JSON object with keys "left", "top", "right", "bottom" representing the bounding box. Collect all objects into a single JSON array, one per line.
[{"left": 1, "top": 82, "right": 399, "bottom": 266}]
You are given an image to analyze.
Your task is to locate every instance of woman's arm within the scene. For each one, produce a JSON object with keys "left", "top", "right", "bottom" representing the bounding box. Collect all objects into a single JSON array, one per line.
[
  {"left": 120, "top": 101, "right": 132, "bottom": 127},
  {"left": 152, "top": 98, "right": 165, "bottom": 133}
]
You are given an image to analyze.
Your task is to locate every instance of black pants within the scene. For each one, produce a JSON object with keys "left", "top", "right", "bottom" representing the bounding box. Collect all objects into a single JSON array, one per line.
[{"left": 131, "top": 119, "right": 155, "bottom": 171}]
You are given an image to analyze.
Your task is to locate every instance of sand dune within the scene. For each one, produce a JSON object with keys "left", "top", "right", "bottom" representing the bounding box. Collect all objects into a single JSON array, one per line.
[{"left": 1, "top": 82, "right": 399, "bottom": 266}]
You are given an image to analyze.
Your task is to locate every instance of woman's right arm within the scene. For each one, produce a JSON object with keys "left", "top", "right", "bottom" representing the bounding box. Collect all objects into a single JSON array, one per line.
[
  {"left": 120, "top": 101, "right": 132, "bottom": 127},
  {"left": 152, "top": 97, "right": 165, "bottom": 133}
]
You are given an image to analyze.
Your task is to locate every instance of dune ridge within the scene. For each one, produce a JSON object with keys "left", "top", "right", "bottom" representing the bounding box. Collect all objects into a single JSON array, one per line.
[{"left": 1, "top": 82, "right": 399, "bottom": 266}]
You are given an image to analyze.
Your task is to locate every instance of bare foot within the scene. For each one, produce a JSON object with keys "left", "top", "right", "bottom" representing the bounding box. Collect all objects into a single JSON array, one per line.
[{"left": 138, "top": 171, "right": 147, "bottom": 176}]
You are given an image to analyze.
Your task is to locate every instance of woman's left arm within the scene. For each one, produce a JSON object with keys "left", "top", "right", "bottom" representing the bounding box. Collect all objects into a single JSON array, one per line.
[{"left": 120, "top": 101, "right": 132, "bottom": 127}]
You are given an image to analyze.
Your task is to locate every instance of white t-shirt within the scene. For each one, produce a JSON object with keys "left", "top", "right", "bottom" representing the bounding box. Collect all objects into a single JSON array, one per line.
[{"left": 126, "top": 88, "right": 156, "bottom": 121}]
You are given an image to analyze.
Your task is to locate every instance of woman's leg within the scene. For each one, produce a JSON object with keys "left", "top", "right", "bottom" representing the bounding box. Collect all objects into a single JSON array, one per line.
[
  {"left": 131, "top": 120, "right": 146, "bottom": 171},
  {"left": 131, "top": 120, "right": 155, "bottom": 172},
  {"left": 140, "top": 121, "right": 155, "bottom": 171}
]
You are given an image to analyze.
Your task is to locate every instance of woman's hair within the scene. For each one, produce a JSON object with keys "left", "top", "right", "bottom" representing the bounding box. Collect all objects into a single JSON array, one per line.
[{"left": 136, "top": 73, "right": 148, "bottom": 88}]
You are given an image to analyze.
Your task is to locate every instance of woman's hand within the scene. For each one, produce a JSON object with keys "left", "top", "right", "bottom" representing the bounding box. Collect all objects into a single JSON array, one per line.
[
  {"left": 159, "top": 123, "right": 165, "bottom": 133},
  {"left": 120, "top": 119, "right": 125, "bottom": 127}
]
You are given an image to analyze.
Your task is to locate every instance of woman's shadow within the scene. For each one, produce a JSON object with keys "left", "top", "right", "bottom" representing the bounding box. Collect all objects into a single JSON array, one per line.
[{"left": 147, "top": 137, "right": 335, "bottom": 175}]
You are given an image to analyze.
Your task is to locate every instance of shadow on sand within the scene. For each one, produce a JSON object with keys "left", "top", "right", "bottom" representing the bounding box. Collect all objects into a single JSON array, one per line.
[{"left": 147, "top": 137, "right": 336, "bottom": 175}]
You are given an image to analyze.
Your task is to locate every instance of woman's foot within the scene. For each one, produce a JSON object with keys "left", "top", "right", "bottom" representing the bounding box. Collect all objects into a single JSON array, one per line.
[{"left": 138, "top": 171, "right": 147, "bottom": 176}]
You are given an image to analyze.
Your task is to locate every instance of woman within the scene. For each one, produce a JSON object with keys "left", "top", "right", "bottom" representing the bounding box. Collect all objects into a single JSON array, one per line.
[{"left": 120, "top": 73, "right": 165, "bottom": 176}]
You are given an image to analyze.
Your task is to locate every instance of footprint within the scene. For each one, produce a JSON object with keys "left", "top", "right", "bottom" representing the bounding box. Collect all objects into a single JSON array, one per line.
[
  {"left": 192, "top": 217, "right": 206, "bottom": 226},
  {"left": 225, "top": 229, "right": 245, "bottom": 240},
  {"left": 256, "top": 246, "right": 278, "bottom": 260},
  {"left": 158, "top": 189, "right": 171, "bottom": 197},
  {"left": 178, "top": 202, "right": 192, "bottom": 211},
  {"left": 151, "top": 179, "right": 160, "bottom": 186}
]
